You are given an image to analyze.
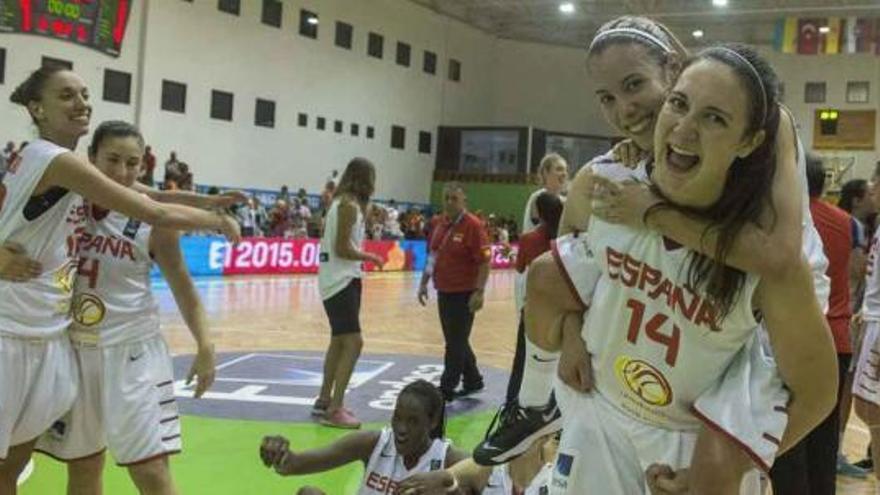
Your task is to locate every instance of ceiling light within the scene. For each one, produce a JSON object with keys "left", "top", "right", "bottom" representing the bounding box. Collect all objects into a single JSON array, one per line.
[
  {"left": 559, "top": 2, "right": 575, "bottom": 14},
  {"left": 307, "top": 16, "right": 319, "bottom": 25},
  {"left": 692, "top": 29, "right": 704, "bottom": 38},
  {"left": 819, "top": 26, "right": 830, "bottom": 34},
  {"left": 712, "top": 0, "right": 728, "bottom": 6}
]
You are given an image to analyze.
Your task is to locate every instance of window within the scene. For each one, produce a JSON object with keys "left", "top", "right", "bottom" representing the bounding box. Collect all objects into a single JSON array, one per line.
[
  {"left": 368, "top": 32, "right": 384, "bottom": 59},
  {"left": 218, "top": 0, "right": 240, "bottom": 16},
  {"left": 334, "top": 120, "right": 343, "bottom": 133},
  {"left": 299, "top": 9, "right": 318, "bottom": 39},
  {"left": 102, "top": 69, "right": 131, "bottom": 104},
  {"left": 335, "top": 21, "right": 353, "bottom": 49},
  {"left": 418, "top": 131, "right": 432, "bottom": 154},
  {"left": 396, "top": 42, "right": 411, "bottom": 67},
  {"left": 391, "top": 126, "right": 405, "bottom": 150},
  {"left": 0, "top": 48, "right": 5, "bottom": 84},
  {"left": 261, "top": 0, "right": 282, "bottom": 28},
  {"left": 210, "top": 90, "right": 234, "bottom": 121},
  {"left": 161, "top": 80, "right": 187, "bottom": 113},
  {"left": 847, "top": 81, "right": 870, "bottom": 104},
  {"left": 448, "top": 59, "right": 461, "bottom": 82},
  {"left": 366, "top": 126, "right": 375, "bottom": 139},
  {"left": 297, "top": 113, "right": 308, "bottom": 127},
  {"left": 317, "top": 117, "right": 326, "bottom": 130},
  {"left": 423, "top": 51, "right": 437, "bottom": 75},
  {"left": 255, "top": 98, "right": 275, "bottom": 128},
  {"left": 42, "top": 56, "right": 72, "bottom": 70},
  {"left": 804, "top": 82, "right": 826, "bottom": 104},
  {"left": 350, "top": 123, "right": 359, "bottom": 136}
]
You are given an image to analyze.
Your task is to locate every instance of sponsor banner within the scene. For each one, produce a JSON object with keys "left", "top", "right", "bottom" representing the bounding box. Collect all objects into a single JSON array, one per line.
[{"left": 152, "top": 237, "right": 514, "bottom": 277}]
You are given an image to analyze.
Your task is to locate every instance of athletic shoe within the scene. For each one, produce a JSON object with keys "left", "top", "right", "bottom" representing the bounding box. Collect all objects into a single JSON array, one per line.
[
  {"left": 437, "top": 386, "right": 456, "bottom": 403},
  {"left": 853, "top": 457, "right": 873, "bottom": 470},
  {"left": 837, "top": 453, "right": 869, "bottom": 478},
  {"left": 321, "top": 408, "right": 362, "bottom": 429},
  {"left": 311, "top": 398, "right": 329, "bottom": 417},
  {"left": 454, "top": 382, "right": 485, "bottom": 399},
  {"left": 472, "top": 398, "right": 562, "bottom": 466}
]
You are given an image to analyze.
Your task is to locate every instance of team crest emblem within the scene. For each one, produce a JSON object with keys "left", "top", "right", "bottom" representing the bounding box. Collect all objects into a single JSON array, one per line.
[
  {"left": 72, "top": 293, "right": 107, "bottom": 327},
  {"left": 614, "top": 355, "right": 673, "bottom": 407}
]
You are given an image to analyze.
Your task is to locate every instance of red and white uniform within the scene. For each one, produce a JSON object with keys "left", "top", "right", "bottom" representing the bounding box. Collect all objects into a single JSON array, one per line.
[
  {"left": 36, "top": 207, "right": 180, "bottom": 465},
  {"left": 549, "top": 157, "right": 779, "bottom": 493},
  {"left": 853, "top": 228, "right": 880, "bottom": 405},
  {"left": 0, "top": 139, "right": 83, "bottom": 459},
  {"left": 359, "top": 427, "right": 450, "bottom": 495},
  {"left": 483, "top": 462, "right": 553, "bottom": 495}
]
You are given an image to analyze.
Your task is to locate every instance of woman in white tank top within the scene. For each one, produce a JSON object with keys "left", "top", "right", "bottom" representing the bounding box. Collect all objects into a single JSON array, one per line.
[
  {"left": 0, "top": 66, "right": 240, "bottom": 491},
  {"left": 260, "top": 380, "right": 467, "bottom": 494},
  {"left": 315, "top": 158, "right": 385, "bottom": 430},
  {"left": 399, "top": 432, "right": 558, "bottom": 495}
]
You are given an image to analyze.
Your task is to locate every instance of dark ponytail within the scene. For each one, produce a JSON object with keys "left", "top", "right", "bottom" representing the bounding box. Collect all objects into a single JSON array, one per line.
[{"left": 400, "top": 380, "right": 445, "bottom": 439}]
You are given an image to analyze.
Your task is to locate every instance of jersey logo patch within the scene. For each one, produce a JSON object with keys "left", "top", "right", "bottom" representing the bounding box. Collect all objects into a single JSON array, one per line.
[
  {"left": 614, "top": 355, "right": 673, "bottom": 407},
  {"left": 123, "top": 219, "right": 143, "bottom": 240},
  {"left": 430, "top": 459, "right": 442, "bottom": 471}
]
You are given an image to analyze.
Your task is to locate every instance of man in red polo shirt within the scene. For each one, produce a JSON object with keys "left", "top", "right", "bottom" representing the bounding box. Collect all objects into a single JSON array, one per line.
[
  {"left": 769, "top": 154, "right": 854, "bottom": 494},
  {"left": 418, "top": 183, "right": 491, "bottom": 402}
]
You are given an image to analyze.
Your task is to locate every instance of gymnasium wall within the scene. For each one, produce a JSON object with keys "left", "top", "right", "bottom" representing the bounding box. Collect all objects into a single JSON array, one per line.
[{"left": 762, "top": 49, "right": 880, "bottom": 180}]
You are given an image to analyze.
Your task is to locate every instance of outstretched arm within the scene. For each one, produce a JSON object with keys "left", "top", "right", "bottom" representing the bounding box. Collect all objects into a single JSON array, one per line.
[{"left": 260, "top": 431, "right": 380, "bottom": 476}]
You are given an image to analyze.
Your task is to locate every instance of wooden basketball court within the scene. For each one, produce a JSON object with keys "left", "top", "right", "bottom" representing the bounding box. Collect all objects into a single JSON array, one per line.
[{"left": 151, "top": 270, "right": 875, "bottom": 494}]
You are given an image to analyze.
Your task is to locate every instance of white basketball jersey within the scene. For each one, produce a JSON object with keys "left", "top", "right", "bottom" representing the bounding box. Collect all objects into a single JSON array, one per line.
[
  {"left": 482, "top": 462, "right": 552, "bottom": 495},
  {"left": 0, "top": 139, "right": 86, "bottom": 337},
  {"left": 359, "top": 427, "right": 449, "bottom": 495},
  {"left": 582, "top": 158, "right": 761, "bottom": 430},
  {"left": 862, "top": 229, "right": 880, "bottom": 321},
  {"left": 69, "top": 207, "right": 158, "bottom": 347},
  {"left": 319, "top": 197, "right": 365, "bottom": 300}
]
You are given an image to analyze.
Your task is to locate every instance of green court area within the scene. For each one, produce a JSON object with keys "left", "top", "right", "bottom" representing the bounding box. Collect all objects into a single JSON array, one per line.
[{"left": 21, "top": 411, "right": 495, "bottom": 494}]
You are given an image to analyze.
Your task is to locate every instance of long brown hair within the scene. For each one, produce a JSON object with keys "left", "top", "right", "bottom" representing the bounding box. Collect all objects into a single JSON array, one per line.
[
  {"left": 335, "top": 157, "right": 376, "bottom": 212},
  {"left": 650, "top": 43, "right": 781, "bottom": 322}
]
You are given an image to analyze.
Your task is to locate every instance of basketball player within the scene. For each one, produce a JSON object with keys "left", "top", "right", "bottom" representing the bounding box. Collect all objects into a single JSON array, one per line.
[
  {"left": 545, "top": 44, "right": 836, "bottom": 494},
  {"left": 398, "top": 433, "right": 557, "bottom": 494},
  {"left": 507, "top": 156, "right": 568, "bottom": 403},
  {"left": 0, "top": 66, "right": 239, "bottom": 493},
  {"left": 477, "top": 16, "right": 831, "bottom": 484},
  {"left": 260, "top": 380, "right": 467, "bottom": 494},
  {"left": 850, "top": 162, "right": 880, "bottom": 489},
  {"left": 315, "top": 158, "right": 384, "bottom": 429},
  {"left": 19, "top": 121, "right": 214, "bottom": 495}
]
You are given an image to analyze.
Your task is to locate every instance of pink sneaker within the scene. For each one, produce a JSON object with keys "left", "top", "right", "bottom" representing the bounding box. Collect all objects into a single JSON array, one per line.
[{"left": 320, "top": 407, "right": 362, "bottom": 429}]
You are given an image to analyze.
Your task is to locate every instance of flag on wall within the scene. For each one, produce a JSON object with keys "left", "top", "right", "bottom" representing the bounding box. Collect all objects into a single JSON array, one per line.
[
  {"left": 855, "top": 18, "right": 874, "bottom": 53},
  {"left": 823, "top": 17, "right": 841, "bottom": 54},
  {"left": 798, "top": 18, "right": 822, "bottom": 54},
  {"left": 781, "top": 17, "right": 798, "bottom": 53},
  {"left": 844, "top": 17, "right": 858, "bottom": 53}
]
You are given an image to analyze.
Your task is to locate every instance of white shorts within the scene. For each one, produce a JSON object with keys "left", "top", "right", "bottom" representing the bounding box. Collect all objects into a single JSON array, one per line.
[
  {"left": 0, "top": 333, "right": 78, "bottom": 460},
  {"left": 692, "top": 328, "right": 789, "bottom": 472},
  {"left": 550, "top": 387, "right": 761, "bottom": 495},
  {"left": 853, "top": 320, "right": 880, "bottom": 406},
  {"left": 36, "top": 334, "right": 181, "bottom": 465}
]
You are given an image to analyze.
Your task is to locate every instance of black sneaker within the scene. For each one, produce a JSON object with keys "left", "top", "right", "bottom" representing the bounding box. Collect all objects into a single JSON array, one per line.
[
  {"left": 455, "top": 382, "right": 485, "bottom": 399},
  {"left": 437, "top": 386, "right": 455, "bottom": 403},
  {"left": 854, "top": 457, "right": 874, "bottom": 470},
  {"left": 472, "top": 398, "right": 562, "bottom": 466}
]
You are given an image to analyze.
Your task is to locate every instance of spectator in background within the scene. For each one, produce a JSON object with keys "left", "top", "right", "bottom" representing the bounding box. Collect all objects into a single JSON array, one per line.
[
  {"left": 176, "top": 163, "right": 193, "bottom": 191},
  {"left": 164, "top": 151, "right": 180, "bottom": 181},
  {"left": 139, "top": 145, "right": 156, "bottom": 186},
  {"left": 252, "top": 196, "right": 269, "bottom": 236},
  {"left": 236, "top": 198, "right": 258, "bottom": 237},
  {"left": 269, "top": 199, "right": 290, "bottom": 238},
  {"left": 404, "top": 208, "right": 426, "bottom": 240},
  {"left": 327, "top": 169, "right": 339, "bottom": 188},
  {"left": 321, "top": 180, "right": 336, "bottom": 216},
  {"left": 367, "top": 205, "right": 385, "bottom": 240},
  {"left": 297, "top": 187, "right": 308, "bottom": 205},
  {"left": 279, "top": 185, "right": 291, "bottom": 204},
  {"left": 290, "top": 199, "right": 310, "bottom": 239},
  {"left": 383, "top": 200, "right": 402, "bottom": 240}
]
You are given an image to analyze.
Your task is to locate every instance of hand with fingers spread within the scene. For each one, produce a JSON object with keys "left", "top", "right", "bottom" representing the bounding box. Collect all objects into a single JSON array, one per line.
[
  {"left": 611, "top": 139, "right": 650, "bottom": 168},
  {"left": 591, "top": 175, "right": 663, "bottom": 229},
  {"left": 187, "top": 343, "right": 216, "bottom": 398},
  {"left": 0, "top": 243, "right": 42, "bottom": 282},
  {"left": 260, "top": 435, "right": 297, "bottom": 475},
  {"left": 646, "top": 464, "right": 690, "bottom": 495}
]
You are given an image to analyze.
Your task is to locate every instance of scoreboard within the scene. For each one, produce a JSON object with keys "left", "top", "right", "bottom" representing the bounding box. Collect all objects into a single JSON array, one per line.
[{"left": 0, "top": 0, "right": 132, "bottom": 57}]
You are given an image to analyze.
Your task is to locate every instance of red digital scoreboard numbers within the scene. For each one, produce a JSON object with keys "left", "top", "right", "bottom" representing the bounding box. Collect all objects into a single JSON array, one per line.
[{"left": 0, "top": 0, "right": 132, "bottom": 57}]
